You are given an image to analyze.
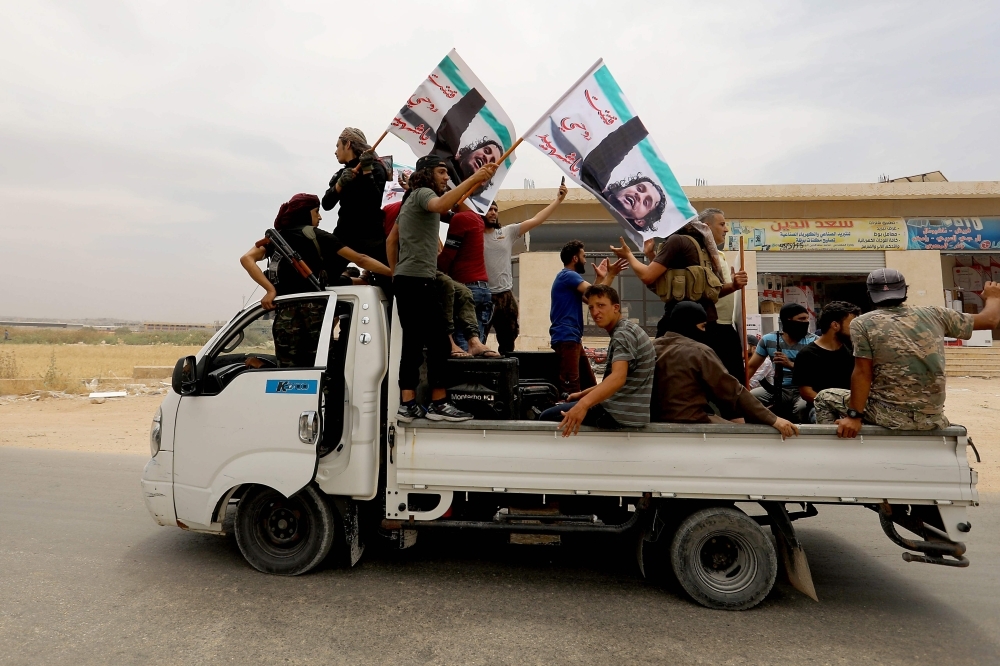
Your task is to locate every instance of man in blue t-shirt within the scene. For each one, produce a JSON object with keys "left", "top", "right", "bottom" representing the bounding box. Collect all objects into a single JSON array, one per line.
[
  {"left": 747, "top": 302, "right": 817, "bottom": 422},
  {"left": 549, "top": 240, "right": 627, "bottom": 394}
]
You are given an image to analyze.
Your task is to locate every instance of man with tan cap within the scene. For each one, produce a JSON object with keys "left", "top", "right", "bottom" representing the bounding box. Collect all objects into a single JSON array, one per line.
[
  {"left": 816, "top": 268, "right": 1000, "bottom": 437},
  {"left": 322, "top": 127, "right": 391, "bottom": 295}
]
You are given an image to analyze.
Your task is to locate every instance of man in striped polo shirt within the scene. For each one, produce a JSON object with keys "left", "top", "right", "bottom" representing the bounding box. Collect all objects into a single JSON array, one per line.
[{"left": 541, "top": 284, "right": 655, "bottom": 436}]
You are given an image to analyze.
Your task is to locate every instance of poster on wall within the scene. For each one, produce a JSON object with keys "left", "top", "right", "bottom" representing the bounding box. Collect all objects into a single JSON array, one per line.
[
  {"left": 905, "top": 218, "right": 1000, "bottom": 250},
  {"left": 726, "top": 219, "right": 906, "bottom": 251}
]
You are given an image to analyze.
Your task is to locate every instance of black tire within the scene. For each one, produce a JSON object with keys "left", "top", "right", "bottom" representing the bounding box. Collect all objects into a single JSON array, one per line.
[
  {"left": 670, "top": 507, "right": 777, "bottom": 611},
  {"left": 234, "top": 485, "right": 335, "bottom": 576}
]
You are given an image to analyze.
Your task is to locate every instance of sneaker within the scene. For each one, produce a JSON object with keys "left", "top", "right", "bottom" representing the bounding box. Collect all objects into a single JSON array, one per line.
[
  {"left": 395, "top": 402, "right": 425, "bottom": 423},
  {"left": 425, "top": 401, "right": 474, "bottom": 422}
]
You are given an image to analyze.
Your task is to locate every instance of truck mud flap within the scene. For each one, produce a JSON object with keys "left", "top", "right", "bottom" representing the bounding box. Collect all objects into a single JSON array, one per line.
[
  {"left": 331, "top": 497, "right": 365, "bottom": 567},
  {"left": 761, "top": 502, "right": 818, "bottom": 602}
]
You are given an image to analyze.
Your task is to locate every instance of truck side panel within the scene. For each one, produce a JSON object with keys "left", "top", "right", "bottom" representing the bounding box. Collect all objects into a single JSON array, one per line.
[{"left": 394, "top": 423, "right": 973, "bottom": 506}]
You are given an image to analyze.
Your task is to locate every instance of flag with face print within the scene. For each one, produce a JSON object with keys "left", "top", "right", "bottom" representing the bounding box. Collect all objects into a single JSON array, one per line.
[
  {"left": 525, "top": 59, "right": 696, "bottom": 247},
  {"left": 387, "top": 50, "right": 516, "bottom": 215}
]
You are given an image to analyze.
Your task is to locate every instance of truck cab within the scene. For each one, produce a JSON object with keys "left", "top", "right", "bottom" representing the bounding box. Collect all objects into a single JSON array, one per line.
[{"left": 142, "top": 285, "right": 979, "bottom": 609}]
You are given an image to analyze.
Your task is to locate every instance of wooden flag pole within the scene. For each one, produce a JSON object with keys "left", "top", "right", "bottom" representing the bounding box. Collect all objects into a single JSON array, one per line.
[
  {"left": 740, "top": 234, "right": 750, "bottom": 389},
  {"left": 351, "top": 131, "right": 390, "bottom": 174},
  {"left": 454, "top": 137, "right": 523, "bottom": 207},
  {"left": 367, "top": 130, "right": 388, "bottom": 154}
]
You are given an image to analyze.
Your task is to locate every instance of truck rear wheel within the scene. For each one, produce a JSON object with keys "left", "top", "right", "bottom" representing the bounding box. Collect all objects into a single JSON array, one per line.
[
  {"left": 670, "top": 507, "right": 776, "bottom": 610},
  {"left": 234, "top": 485, "right": 334, "bottom": 576}
]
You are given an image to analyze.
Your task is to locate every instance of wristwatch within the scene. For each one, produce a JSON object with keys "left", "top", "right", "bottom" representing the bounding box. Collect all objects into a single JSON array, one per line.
[{"left": 846, "top": 408, "right": 863, "bottom": 419}]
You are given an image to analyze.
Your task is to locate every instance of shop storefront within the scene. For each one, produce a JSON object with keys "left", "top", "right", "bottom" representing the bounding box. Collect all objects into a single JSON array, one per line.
[
  {"left": 726, "top": 218, "right": 905, "bottom": 334},
  {"left": 497, "top": 181, "right": 1000, "bottom": 351},
  {"left": 907, "top": 217, "right": 1000, "bottom": 341}
]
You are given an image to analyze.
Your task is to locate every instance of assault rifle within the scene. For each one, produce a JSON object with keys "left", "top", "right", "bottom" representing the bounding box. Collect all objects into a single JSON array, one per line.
[{"left": 261, "top": 229, "right": 324, "bottom": 292}]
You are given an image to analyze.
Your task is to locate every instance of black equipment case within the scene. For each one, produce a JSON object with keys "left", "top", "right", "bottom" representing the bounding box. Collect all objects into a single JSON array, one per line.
[{"left": 444, "top": 357, "right": 520, "bottom": 420}]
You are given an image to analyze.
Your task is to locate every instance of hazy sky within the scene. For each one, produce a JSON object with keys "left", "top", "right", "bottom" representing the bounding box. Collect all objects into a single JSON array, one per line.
[{"left": 2, "top": 1, "right": 998, "bottom": 322}]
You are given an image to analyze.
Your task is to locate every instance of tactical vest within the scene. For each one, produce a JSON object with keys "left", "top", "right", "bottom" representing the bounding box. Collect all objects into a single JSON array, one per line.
[{"left": 648, "top": 235, "right": 723, "bottom": 304}]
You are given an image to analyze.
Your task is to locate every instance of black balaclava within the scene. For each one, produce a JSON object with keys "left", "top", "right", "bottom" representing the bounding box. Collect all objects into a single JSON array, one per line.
[
  {"left": 779, "top": 302, "right": 810, "bottom": 341},
  {"left": 668, "top": 301, "right": 708, "bottom": 343}
]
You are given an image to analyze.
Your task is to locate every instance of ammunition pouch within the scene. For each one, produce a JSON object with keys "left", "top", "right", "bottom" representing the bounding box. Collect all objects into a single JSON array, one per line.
[
  {"left": 652, "top": 265, "right": 722, "bottom": 304},
  {"left": 649, "top": 234, "right": 723, "bottom": 304}
]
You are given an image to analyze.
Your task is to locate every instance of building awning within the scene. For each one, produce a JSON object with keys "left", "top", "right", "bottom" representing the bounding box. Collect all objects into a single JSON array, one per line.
[{"left": 756, "top": 251, "right": 885, "bottom": 275}]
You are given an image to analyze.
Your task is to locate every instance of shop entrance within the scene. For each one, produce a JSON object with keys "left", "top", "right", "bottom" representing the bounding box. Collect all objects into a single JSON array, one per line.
[{"left": 754, "top": 250, "right": 886, "bottom": 334}]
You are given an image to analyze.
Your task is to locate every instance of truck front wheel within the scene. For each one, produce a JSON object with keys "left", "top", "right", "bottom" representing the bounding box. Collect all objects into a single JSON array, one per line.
[
  {"left": 234, "top": 485, "right": 335, "bottom": 576},
  {"left": 670, "top": 507, "right": 777, "bottom": 610}
]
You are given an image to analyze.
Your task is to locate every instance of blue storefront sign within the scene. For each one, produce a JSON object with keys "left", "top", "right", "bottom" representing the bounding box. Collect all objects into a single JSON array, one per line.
[{"left": 906, "top": 218, "right": 1000, "bottom": 250}]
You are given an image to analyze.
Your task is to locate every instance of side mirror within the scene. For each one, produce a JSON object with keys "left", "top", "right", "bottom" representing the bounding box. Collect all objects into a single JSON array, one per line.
[{"left": 172, "top": 355, "right": 199, "bottom": 396}]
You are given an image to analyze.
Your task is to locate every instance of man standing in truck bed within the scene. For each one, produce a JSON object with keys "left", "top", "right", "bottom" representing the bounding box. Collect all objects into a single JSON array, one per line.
[
  {"left": 482, "top": 181, "right": 568, "bottom": 354},
  {"left": 817, "top": 268, "right": 1000, "bottom": 437},
  {"left": 549, "top": 240, "right": 628, "bottom": 395},
  {"left": 392, "top": 154, "right": 497, "bottom": 423}
]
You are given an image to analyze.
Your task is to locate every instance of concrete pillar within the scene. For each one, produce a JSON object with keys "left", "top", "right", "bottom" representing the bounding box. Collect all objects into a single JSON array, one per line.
[
  {"left": 515, "top": 252, "right": 562, "bottom": 350},
  {"left": 884, "top": 250, "right": 945, "bottom": 307}
]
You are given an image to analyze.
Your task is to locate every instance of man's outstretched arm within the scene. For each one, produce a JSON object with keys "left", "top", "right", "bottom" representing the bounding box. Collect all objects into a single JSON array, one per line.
[
  {"left": 518, "top": 182, "right": 568, "bottom": 235},
  {"left": 973, "top": 281, "right": 1000, "bottom": 330}
]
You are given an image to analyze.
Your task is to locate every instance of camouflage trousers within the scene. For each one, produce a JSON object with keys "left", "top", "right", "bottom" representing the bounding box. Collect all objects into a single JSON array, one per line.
[
  {"left": 435, "top": 272, "right": 479, "bottom": 343},
  {"left": 272, "top": 301, "right": 326, "bottom": 368},
  {"left": 813, "top": 388, "right": 950, "bottom": 430}
]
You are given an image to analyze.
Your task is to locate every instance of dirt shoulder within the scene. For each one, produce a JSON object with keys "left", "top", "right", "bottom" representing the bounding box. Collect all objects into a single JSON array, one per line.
[
  {"left": 0, "top": 394, "right": 163, "bottom": 455},
  {"left": 1, "top": 377, "right": 998, "bottom": 490}
]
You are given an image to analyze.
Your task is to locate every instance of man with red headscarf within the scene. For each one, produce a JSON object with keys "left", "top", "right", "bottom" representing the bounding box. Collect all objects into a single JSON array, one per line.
[{"left": 240, "top": 193, "right": 391, "bottom": 366}]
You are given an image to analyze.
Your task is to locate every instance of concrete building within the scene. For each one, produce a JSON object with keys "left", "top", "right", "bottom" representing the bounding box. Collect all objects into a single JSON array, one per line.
[{"left": 496, "top": 180, "right": 1000, "bottom": 350}]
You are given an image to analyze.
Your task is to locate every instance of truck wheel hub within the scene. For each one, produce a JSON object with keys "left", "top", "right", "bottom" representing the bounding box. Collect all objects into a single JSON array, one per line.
[
  {"left": 696, "top": 531, "right": 758, "bottom": 594},
  {"left": 265, "top": 505, "right": 300, "bottom": 544}
]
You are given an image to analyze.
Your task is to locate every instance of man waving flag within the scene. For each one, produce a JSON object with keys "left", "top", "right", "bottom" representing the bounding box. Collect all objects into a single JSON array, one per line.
[
  {"left": 388, "top": 50, "right": 516, "bottom": 215},
  {"left": 525, "top": 59, "right": 696, "bottom": 246}
]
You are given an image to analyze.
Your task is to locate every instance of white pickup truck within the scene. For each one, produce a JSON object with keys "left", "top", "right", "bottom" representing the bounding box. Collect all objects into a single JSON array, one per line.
[{"left": 141, "top": 286, "right": 980, "bottom": 610}]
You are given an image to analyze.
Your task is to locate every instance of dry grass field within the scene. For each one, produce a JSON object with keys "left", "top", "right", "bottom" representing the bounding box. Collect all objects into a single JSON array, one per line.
[{"left": 0, "top": 345, "right": 202, "bottom": 394}]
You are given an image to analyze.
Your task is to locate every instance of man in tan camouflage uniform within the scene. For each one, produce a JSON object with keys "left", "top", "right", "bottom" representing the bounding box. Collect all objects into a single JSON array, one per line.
[{"left": 815, "top": 268, "right": 1000, "bottom": 437}]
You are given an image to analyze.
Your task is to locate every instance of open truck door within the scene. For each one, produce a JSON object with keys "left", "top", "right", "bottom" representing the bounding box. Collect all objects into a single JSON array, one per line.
[{"left": 171, "top": 293, "right": 337, "bottom": 531}]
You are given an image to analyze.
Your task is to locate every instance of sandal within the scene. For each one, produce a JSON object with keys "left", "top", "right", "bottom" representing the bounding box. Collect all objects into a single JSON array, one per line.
[
  {"left": 473, "top": 350, "right": 502, "bottom": 358},
  {"left": 450, "top": 350, "right": 473, "bottom": 358}
]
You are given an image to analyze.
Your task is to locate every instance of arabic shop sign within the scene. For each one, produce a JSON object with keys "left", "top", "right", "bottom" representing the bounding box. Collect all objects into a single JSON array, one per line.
[
  {"left": 905, "top": 218, "right": 1000, "bottom": 250},
  {"left": 726, "top": 218, "right": 906, "bottom": 252}
]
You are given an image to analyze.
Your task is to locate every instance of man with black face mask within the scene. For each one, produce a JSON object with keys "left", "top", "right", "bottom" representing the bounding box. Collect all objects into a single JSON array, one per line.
[
  {"left": 549, "top": 240, "right": 627, "bottom": 394},
  {"left": 747, "top": 302, "right": 816, "bottom": 423},
  {"left": 793, "top": 301, "right": 861, "bottom": 422},
  {"left": 650, "top": 302, "right": 798, "bottom": 438}
]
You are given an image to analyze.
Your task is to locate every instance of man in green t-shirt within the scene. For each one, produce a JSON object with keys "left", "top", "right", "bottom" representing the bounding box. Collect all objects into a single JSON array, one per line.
[
  {"left": 816, "top": 269, "right": 1000, "bottom": 436},
  {"left": 393, "top": 154, "right": 497, "bottom": 423}
]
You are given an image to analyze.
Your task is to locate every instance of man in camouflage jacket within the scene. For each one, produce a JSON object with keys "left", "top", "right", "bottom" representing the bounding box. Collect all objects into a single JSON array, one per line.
[{"left": 816, "top": 268, "right": 1000, "bottom": 437}]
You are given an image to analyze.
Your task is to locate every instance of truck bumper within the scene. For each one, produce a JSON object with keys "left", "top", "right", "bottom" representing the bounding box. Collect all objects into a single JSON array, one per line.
[{"left": 141, "top": 452, "right": 176, "bottom": 527}]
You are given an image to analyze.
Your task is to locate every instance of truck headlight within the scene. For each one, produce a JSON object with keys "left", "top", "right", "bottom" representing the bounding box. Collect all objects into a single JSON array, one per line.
[{"left": 150, "top": 407, "right": 162, "bottom": 457}]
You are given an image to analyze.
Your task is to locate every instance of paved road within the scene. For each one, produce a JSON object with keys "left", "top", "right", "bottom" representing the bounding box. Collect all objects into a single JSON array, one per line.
[{"left": 2, "top": 447, "right": 999, "bottom": 665}]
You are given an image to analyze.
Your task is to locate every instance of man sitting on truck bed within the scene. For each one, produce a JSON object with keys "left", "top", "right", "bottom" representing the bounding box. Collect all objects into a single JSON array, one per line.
[
  {"left": 816, "top": 269, "right": 1000, "bottom": 437},
  {"left": 541, "top": 284, "right": 655, "bottom": 436},
  {"left": 650, "top": 302, "right": 799, "bottom": 438},
  {"left": 393, "top": 154, "right": 497, "bottom": 423}
]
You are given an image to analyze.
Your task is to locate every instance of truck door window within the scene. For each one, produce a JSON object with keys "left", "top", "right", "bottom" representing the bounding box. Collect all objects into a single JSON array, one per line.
[{"left": 204, "top": 298, "right": 327, "bottom": 394}]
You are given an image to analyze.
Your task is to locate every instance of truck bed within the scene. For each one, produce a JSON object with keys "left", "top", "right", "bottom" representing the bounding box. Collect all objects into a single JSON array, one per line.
[{"left": 395, "top": 421, "right": 977, "bottom": 507}]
